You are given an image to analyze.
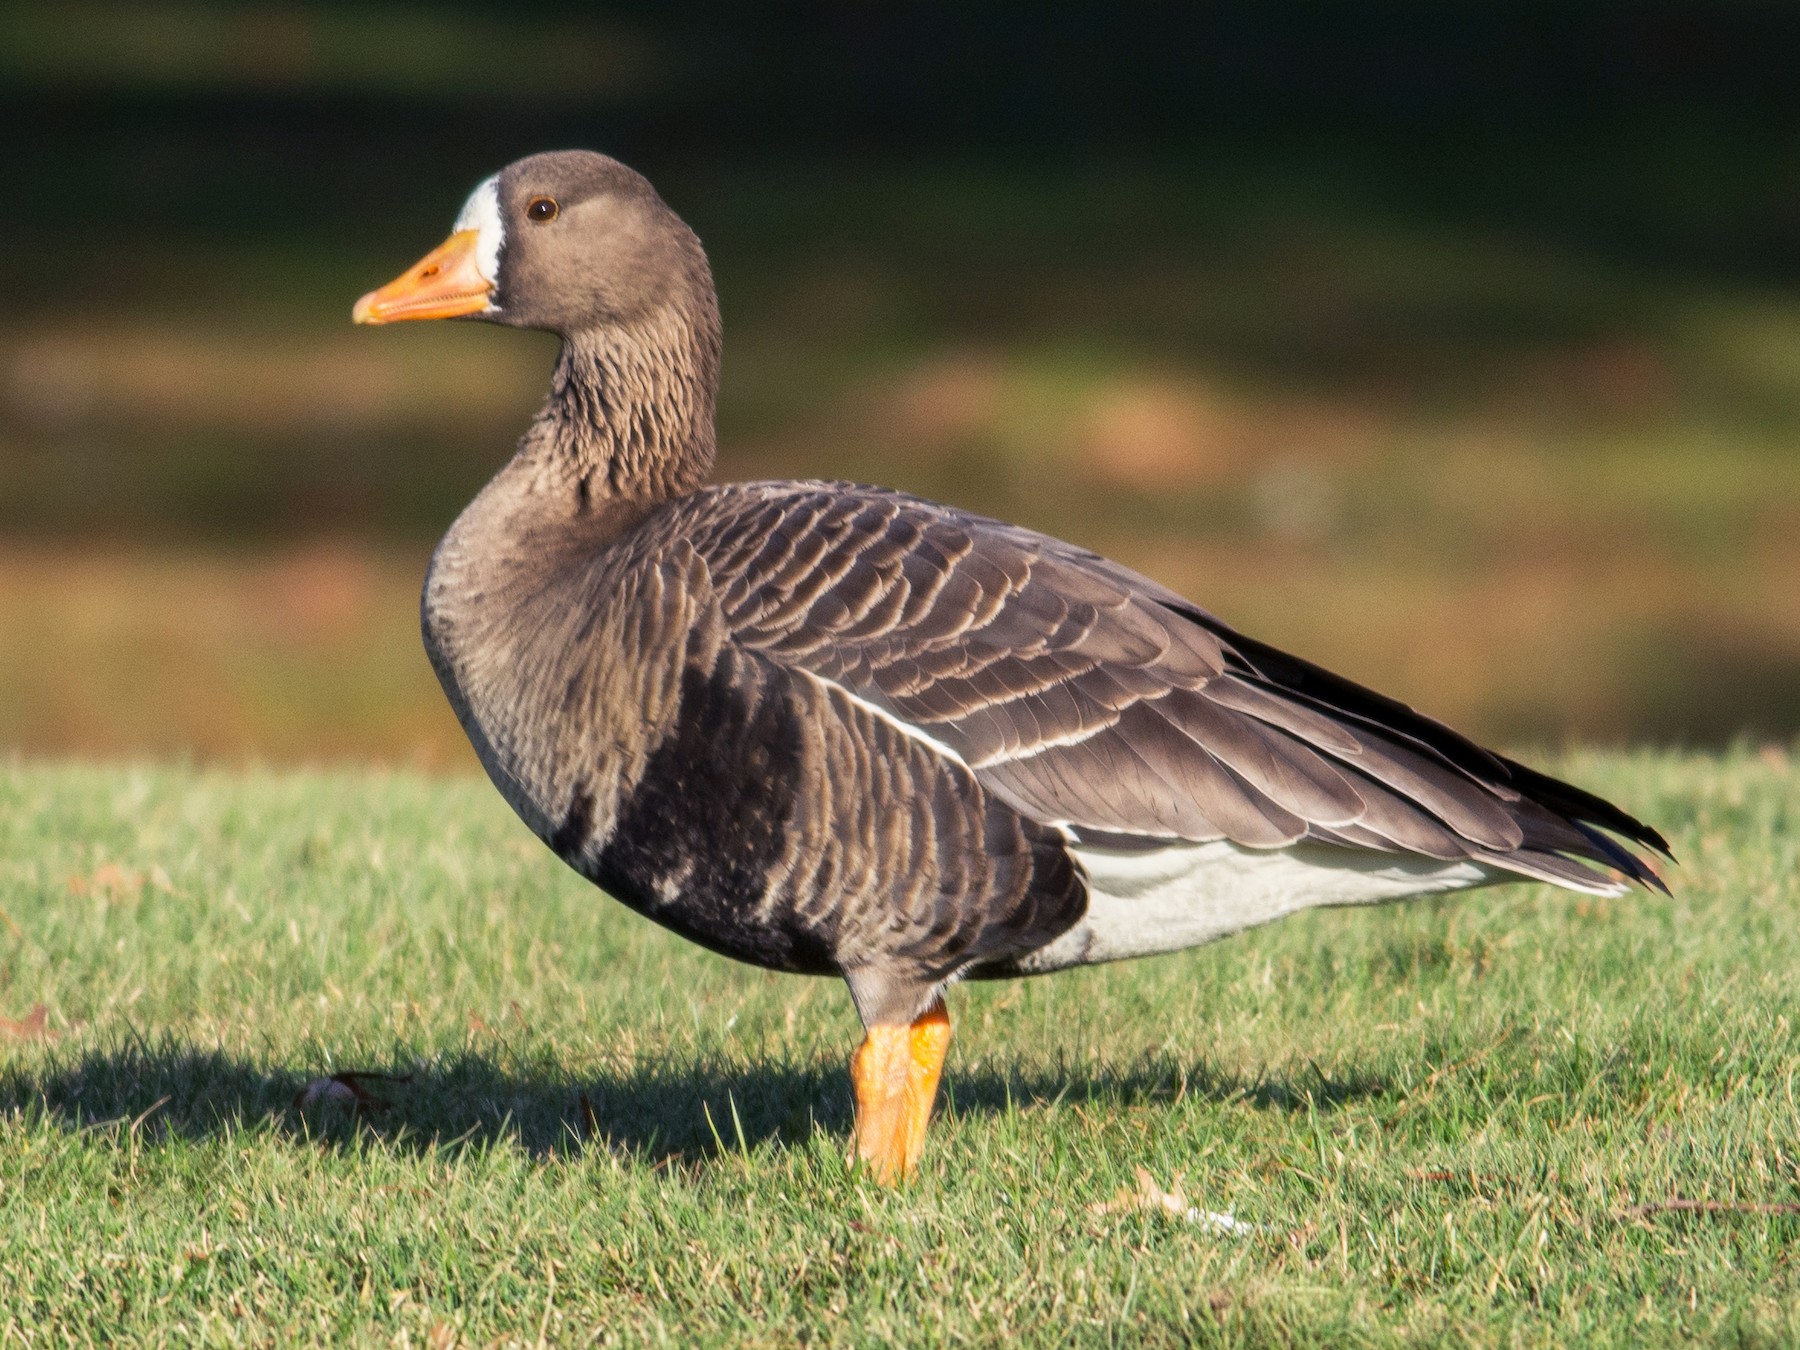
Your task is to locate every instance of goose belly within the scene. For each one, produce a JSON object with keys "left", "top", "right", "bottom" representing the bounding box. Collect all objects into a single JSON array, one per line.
[{"left": 1003, "top": 840, "right": 1497, "bottom": 974}]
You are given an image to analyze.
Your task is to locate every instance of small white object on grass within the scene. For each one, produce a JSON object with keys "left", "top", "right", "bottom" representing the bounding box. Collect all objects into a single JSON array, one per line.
[{"left": 1089, "top": 1167, "right": 1261, "bottom": 1236}]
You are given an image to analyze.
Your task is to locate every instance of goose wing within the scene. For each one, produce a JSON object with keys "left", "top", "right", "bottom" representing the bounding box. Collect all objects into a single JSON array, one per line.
[{"left": 675, "top": 483, "right": 1668, "bottom": 894}]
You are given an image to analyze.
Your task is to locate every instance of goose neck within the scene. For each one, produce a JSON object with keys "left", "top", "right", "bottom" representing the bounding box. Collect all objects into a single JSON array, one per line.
[{"left": 525, "top": 308, "right": 719, "bottom": 506}]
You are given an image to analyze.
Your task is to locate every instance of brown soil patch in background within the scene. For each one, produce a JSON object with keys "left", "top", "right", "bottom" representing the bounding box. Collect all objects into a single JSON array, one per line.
[
  {"left": 0, "top": 542, "right": 472, "bottom": 769},
  {"left": 3, "top": 533, "right": 1797, "bottom": 765}
]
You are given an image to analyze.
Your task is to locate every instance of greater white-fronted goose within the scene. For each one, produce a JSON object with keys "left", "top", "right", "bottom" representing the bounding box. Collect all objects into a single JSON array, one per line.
[{"left": 354, "top": 151, "right": 1668, "bottom": 1183}]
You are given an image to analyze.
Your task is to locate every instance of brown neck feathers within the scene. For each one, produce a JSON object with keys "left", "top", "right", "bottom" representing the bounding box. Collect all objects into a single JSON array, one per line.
[{"left": 522, "top": 297, "right": 721, "bottom": 506}]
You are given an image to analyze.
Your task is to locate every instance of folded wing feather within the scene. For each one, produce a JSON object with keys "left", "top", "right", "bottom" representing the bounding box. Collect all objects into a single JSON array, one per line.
[{"left": 677, "top": 482, "right": 1667, "bottom": 895}]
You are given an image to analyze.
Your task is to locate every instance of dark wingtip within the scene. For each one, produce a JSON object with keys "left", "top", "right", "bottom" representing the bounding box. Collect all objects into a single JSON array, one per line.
[
  {"left": 1573, "top": 820, "right": 1673, "bottom": 895},
  {"left": 1496, "top": 757, "right": 1676, "bottom": 873},
  {"left": 1170, "top": 604, "right": 1676, "bottom": 890}
]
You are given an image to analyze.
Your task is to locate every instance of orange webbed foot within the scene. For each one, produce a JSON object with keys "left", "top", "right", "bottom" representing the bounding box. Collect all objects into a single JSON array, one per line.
[{"left": 850, "top": 997, "right": 951, "bottom": 1184}]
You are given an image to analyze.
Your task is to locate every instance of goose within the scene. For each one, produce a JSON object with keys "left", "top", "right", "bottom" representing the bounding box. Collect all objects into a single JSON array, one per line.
[{"left": 353, "top": 151, "right": 1668, "bottom": 1184}]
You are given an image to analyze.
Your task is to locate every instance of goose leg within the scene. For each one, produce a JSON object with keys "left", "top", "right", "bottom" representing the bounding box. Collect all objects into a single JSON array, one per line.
[{"left": 849, "top": 997, "right": 951, "bottom": 1184}]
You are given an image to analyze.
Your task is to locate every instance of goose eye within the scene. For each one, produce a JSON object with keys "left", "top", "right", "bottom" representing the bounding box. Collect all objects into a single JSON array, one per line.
[{"left": 526, "top": 196, "right": 559, "bottom": 223}]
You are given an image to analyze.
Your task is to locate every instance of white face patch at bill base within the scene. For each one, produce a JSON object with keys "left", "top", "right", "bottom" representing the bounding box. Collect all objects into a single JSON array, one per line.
[{"left": 452, "top": 174, "right": 504, "bottom": 306}]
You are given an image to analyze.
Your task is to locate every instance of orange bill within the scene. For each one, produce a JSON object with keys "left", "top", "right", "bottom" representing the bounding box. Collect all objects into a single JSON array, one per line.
[{"left": 352, "top": 230, "right": 492, "bottom": 325}]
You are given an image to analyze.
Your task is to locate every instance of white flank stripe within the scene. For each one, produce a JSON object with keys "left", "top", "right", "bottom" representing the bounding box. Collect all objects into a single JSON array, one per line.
[
  {"left": 817, "top": 676, "right": 971, "bottom": 768},
  {"left": 966, "top": 719, "right": 1112, "bottom": 768}
]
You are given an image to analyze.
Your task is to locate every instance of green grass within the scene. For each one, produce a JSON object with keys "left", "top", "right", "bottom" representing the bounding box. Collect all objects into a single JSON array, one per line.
[{"left": 0, "top": 750, "right": 1796, "bottom": 1345}]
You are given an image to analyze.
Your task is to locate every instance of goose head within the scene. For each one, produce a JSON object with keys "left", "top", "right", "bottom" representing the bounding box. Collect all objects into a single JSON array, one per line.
[
  {"left": 353, "top": 150, "right": 713, "bottom": 338},
  {"left": 353, "top": 150, "right": 722, "bottom": 498}
]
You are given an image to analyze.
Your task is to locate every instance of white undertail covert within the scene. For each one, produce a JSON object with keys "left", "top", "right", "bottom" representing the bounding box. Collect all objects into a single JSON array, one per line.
[{"left": 1009, "top": 840, "right": 1500, "bottom": 972}]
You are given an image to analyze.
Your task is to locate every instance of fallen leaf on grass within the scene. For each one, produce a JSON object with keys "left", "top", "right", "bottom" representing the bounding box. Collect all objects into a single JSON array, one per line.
[
  {"left": 292, "top": 1071, "right": 410, "bottom": 1113},
  {"left": 1090, "top": 1167, "right": 1259, "bottom": 1235},
  {"left": 577, "top": 1092, "right": 599, "bottom": 1140},
  {"left": 0, "top": 1003, "right": 54, "bottom": 1042},
  {"left": 466, "top": 1004, "right": 529, "bottom": 1034},
  {"left": 67, "top": 863, "right": 144, "bottom": 902}
]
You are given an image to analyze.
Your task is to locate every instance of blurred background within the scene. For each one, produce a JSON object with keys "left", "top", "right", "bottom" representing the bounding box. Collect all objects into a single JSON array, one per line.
[{"left": 3, "top": 1, "right": 1798, "bottom": 768}]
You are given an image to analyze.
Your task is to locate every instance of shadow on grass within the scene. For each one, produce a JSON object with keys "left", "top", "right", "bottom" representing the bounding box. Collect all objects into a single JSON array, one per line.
[{"left": 0, "top": 1038, "right": 1386, "bottom": 1164}]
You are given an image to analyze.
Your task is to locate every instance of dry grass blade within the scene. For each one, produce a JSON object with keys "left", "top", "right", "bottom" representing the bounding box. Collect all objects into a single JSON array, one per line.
[{"left": 1617, "top": 1199, "right": 1800, "bottom": 1220}]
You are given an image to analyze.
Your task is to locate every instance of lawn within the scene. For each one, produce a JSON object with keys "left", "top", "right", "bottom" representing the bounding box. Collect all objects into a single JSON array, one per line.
[{"left": 0, "top": 749, "right": 1796, "bottom": 1345}]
